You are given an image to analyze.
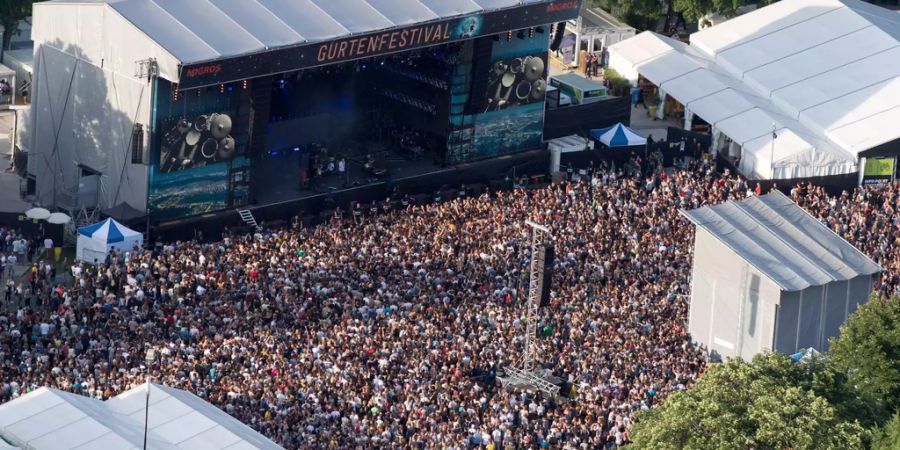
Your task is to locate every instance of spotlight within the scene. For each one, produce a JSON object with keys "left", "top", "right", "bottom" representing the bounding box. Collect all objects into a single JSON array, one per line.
[
  {"left": 220, "top": 84, "right": 225, "bottom": 94},
  {"left": 242, "top": 80, "right": 249, "bottom": 90},
  {"left": 507, "top": 31, "right": 512, "bottom": 41},
  {"left": 380, "top": 60, "right": 385, "bottom": 66},
  {"left": 529, "top": 28, "right": 535, "bottom": 38},
  {"left": 293, "top": 147, "right": 300, "bottom": 152}
]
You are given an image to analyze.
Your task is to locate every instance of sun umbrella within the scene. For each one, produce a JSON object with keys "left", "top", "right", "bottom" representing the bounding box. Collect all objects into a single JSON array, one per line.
[
  {"left": 25, "top": 207, "right": 51, "bottom": 220},
  {"left": 47, "top": 212, "right": 71, "bottom": 224}
]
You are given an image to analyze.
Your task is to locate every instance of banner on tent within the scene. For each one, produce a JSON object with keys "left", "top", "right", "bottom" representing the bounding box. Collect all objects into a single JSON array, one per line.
[{"left": 862, "top": 156, "right": 895, "bottom": 186}]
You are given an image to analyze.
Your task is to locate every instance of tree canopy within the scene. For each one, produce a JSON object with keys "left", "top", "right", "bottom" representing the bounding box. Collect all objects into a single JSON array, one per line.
[
  {"left": 629, "top": 353, "right": 870, "bottom": 450},
  {"left": 1, "top": 0, "right": 44, "bottom": 61},
  {"left": 872, "top": 413, "right": 900, "bottom": 450},
  {"left": 829, "top": 296, "right": 900, "bottom": 419}
]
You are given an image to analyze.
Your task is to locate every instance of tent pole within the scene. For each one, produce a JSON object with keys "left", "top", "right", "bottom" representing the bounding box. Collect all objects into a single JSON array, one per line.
[{"left": 143, "top": 378, "right": 150, "bottom": 450}]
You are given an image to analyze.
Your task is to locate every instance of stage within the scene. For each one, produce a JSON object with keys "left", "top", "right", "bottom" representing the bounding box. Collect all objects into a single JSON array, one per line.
[
  {"left": 154, "top": 148, "right": 549, "bottom": 242},
  {"left": 253, "top": 144, "right": 447, "bottom": 207}
]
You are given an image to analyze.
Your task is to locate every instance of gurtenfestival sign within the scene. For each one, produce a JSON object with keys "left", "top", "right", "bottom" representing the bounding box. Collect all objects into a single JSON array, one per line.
[{"left": 178, "top": 0, "right": 582, "bottom": 89}]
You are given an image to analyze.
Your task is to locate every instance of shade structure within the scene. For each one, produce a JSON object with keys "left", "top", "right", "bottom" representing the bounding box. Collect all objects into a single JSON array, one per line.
[
  {"left": 24, "top": 208, "right": 50, "bottom": 220},
  {"left": 46, "top": 212, "right": 71, "bottom": 225},
  {"left": 591, "top": 123, "right": 647, "bottom": 147},
  {"left": 76, "top": 218, "right": 143, "bottom": 263}
]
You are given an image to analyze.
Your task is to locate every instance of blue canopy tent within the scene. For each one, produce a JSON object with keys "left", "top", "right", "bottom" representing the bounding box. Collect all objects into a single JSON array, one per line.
[
  {"left": 590, "top": 123, "right": 647, "bottom": 147},
  {"left": 589, "top": 123, "right": 648, "bottom": 165},
  {"left": 76, "top": 218, "right": 143, "bottom": 263}
]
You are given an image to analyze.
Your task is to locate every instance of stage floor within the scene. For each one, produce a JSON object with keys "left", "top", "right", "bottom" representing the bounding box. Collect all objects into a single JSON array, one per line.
[{"left": 254, "top": 146, "right": 450, "bottom": 207}]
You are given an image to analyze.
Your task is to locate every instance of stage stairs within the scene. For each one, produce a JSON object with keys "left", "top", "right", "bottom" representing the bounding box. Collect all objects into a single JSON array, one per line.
[{"left": 237, "top": 209, "right": 261, "bottom": 231}]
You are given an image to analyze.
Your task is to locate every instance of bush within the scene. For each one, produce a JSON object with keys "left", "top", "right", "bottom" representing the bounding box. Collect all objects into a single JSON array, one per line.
[{"left": 603, "top": 68, "right": 632, "bottom": 96}]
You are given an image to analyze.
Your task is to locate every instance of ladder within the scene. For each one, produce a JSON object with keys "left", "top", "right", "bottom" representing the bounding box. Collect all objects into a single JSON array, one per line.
[{"left": 237, "top": 209, "right": 260, "bottom": 231}]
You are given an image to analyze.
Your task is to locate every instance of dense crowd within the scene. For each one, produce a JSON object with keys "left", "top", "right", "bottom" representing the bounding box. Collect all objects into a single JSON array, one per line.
[{"left": 0, "top": 160, "right": 897, "bottom": 449}]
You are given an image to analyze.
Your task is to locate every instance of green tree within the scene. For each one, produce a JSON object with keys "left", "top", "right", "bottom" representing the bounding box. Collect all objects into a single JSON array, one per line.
[
  {"left": 672, "top": 0, "right": 779, "bottom": 24},
  {"left": 873, "top": 413, "right": 900, "bottom": 450},
  {"left": 1, "top": 0, "right": 43, "bottom": 61},
  {"left": 629, "top": 353, "right": 870, "bottom": 450},
  {"left": 595, "top": 0, "right": 663, "bottom": 31},
  {"left": 829, "top": 296, "right": 900, "bottom": 418}
]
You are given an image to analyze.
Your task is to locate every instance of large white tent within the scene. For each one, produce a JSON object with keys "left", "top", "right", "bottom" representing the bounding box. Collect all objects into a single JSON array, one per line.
[
  {"left": 76, "top": 218, "right": 143, "bottom": 263},
  {"left": 0, "top": 383, "right": 284, "bottom": 450},
  {"left": 608, "top": 0, "right": 900, "bottom": 180},
  {"left": 682, "top": 192, "right": 881, "bottom": 360}
]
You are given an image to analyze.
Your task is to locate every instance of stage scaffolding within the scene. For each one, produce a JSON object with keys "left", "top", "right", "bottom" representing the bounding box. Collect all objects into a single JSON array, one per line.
[{"left": 497, "top": 220, "right": 561, "bottom": 397}]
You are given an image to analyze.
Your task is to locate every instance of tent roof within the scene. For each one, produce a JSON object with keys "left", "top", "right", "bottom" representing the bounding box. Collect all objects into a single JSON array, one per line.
[
  {"left": 0, "top": 388, "right": 176, "bottom": 450},
  {"left": 77, "top": 218, "right": 142, "bottom": 243},
  {"left": 108, "top": 383, "right": 282, "bottom": 450},
  {"left": 608, "top": 0, "right": 900, "bottom": 165},
  {"left": 0, "top": 384, "right": 283, "bottom": 450},
  {"left": 681, "top": 191, "right": 882, "bottom": 292},
  {"left": 40, "top": 0, "right": 547, "bottom": 65},
  {"left": 591, "top": 123, "right": 646, "bottom": 147}
]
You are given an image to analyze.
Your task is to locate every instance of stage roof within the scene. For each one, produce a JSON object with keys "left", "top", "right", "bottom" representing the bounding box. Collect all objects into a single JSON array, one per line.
[
  {"left": 681, "top": 191, "right": 882, "bottom": 292},
  {"left": 36, "top": 0, "right": 581, "bottom": 88},
  {"left": 43, "top": 0, "right": 549, "bottom": 64},
  {"left": 608, "top": 0, "right": 900, "bottom": 178}
]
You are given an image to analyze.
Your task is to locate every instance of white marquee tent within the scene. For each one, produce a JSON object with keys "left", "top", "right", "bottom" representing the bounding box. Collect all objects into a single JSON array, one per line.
[
  {"left": 76, "top": 218, "right": 143, "bottom": 263},
  {"left": 0, "top": 383, "right": 284, "bottom": 450},
  {"left": 608, "top": 0, "right": 900, "bottom": 180}
]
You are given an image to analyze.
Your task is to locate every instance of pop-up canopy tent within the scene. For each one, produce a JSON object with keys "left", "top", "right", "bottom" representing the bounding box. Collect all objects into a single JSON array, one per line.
[
  {"left": 76, "top": 218, "right": 143, "bottom": 263},
  {"left": 591, "top": 123, "right": 647, "bottom": 147}
]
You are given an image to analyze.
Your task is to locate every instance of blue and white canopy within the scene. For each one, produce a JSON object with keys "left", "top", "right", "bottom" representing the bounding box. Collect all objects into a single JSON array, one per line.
[
  {"left": 78, "top": 218, "right": 141, "bottom": 244},
  {"left": 76, "top": 219, "right": 143, "bottom": 263},
  {"left": 591, "top": 123, "right": 647, "bottom": 148}
]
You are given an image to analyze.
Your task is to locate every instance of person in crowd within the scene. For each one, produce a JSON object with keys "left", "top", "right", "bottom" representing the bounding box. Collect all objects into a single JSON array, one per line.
[{"left": 0, "top": 161, "right": 896, "bottom": 449}]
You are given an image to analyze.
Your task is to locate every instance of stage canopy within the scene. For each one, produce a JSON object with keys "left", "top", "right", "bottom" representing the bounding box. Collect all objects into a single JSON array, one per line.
[
  {"left": 0, "top": 383, "right": 284, "bottom": 450},
  {"left": 607, "top": 0, "right": 900, "bottom": 179},
  {"left": 35, "top": 0, "right": 581, "bottom": 88},
  {"left": 76, "top": 218, "right": 143, "bottom": 263},
  {"left": 591, "top": 123, "right": 646, "bottom": 147}
]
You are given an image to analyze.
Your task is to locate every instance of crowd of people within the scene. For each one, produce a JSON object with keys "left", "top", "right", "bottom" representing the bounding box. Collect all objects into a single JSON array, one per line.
[{"left": 0, "top": 159, "right": 897, "bottom": 449}]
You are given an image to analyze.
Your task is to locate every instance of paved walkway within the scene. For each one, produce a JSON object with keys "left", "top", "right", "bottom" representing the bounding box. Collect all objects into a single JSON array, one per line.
[{"left": 0, "top": 111, "right": 30, "bottom": 214}]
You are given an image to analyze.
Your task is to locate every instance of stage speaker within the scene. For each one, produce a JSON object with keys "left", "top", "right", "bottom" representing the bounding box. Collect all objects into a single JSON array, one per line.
[
  {"left": 550, "top": 22, "right": 567, "bottom": 52},
  {"left": 466, "top": 37, "right": 494, "bottom": 115},
  {"left": 540, "top": 245, "right": 555, "bottom": 307},
  {"left": 131, "top": 123, "right": 146, "bottom": 164}
]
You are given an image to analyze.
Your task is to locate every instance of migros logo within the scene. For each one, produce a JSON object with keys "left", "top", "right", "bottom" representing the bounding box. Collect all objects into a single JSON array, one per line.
[
  {"left": 547, "top": 1, "right": 579, "bottom": 12},
  {"left": 185, "top": 64, "right": 222, "bottom": 78}
]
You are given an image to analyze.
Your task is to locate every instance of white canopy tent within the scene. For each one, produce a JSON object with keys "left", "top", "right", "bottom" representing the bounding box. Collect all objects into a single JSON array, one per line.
[
  {"left": 76, "top": 218, "right": 143, "bottom": 263},
  {"left": 607, "top": 0, "right": 900, "bottom": 180},
  {"left": 0, "top": 383, "right": 284, "bottom": 450}
]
